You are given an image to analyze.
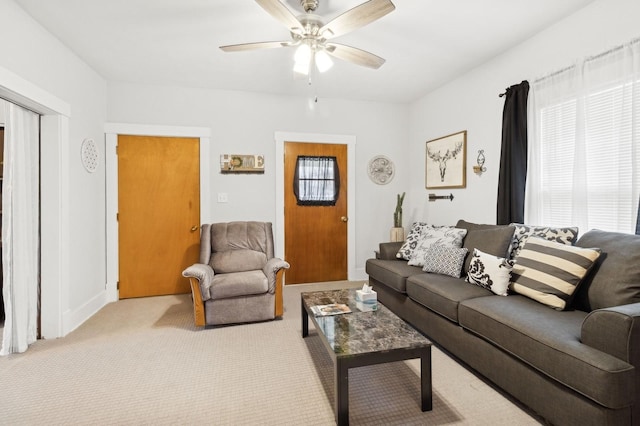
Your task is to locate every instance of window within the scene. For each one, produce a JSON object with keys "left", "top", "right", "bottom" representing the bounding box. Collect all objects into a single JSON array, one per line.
[
  {"left": 293, "top": 156, "right": 339, "bottom": 206},
  {"left": 527, "top": 41, "right": 640, "bottom": 234}
]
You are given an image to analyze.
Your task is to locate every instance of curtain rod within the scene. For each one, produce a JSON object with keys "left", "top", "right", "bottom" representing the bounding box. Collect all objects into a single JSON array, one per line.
[
  {"left": 499, "top": 37, "right": 640, "bottom": 96},
  {"left": 531, "top": 37, "right": 640, "bottom": 86},
  {"left": 532, "top": 65, "right": 575, "bottom": 84},
  {"left": 498, "top": 80, "right": 529, "bottom": 98},
  {"left": 586, "top": 37, "right": 640, "bottom": 62}
]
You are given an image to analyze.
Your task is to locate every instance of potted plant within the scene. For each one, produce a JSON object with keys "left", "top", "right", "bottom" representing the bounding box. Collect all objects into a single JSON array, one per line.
[{"left": 390, "top": 192, "right": 406, "bottom": 242}]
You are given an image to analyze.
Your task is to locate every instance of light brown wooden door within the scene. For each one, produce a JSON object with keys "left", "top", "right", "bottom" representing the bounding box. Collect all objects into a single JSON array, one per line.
[
  {"left": 284, "top": 142, "right": 348, "bottom": 284},
  {"left": 118, "top": 135, "right": 200, "bottom": 298}
]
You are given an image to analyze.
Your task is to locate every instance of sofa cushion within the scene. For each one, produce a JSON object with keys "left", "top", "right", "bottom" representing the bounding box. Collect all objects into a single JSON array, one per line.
[
  {"left": 365, "top": 259, "right": 423, "bottom": 294},
  {"left": 573, "top": 229, "right": 640, "bottom": 311},
  {"left": 210, "top": 270, "right": 268, "bottom": 300},
  {"left": 396, "top": 222, "right": 432, "bottom": 260},
  {"left": 458, "top": 295, "right": 634, "bottom": 409},
  {"left": 408, "top": 226, "right": 467, "bottom": 267},
  {"left": 422, "top": 245, "right": 468, "bottom": 278},
  {"left": 456, "top": 222, "right": 515, "bottom": 274},
  {"left": 406, "top": 273, "right": 492, "bottom": 323},
  {"left": 508, "top": 223, "right": 579, "bottom": 260},
  {"left": 466, "top": 248, "right": 513, "bottom": 296},
  {"left": 510, "top": 237, "right": 601, "bottom": 310}
]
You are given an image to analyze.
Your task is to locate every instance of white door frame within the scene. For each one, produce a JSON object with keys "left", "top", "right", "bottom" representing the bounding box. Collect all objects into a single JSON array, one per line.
[
  {"left": 274, "top": 131, "right": 357, "bottom": 281},
  {"left": 0, "top": 65, "right": 71, "bottom": 339},
  {"left": 104, "top": 123, "right": 211, "bottom": 302}
]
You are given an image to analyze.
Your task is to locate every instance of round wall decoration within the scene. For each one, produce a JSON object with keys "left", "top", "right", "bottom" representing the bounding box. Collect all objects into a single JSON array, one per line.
[
  {"left": 81, "top": 138, "right": 99, "bottom": 173},
  {"left": 367, "top": 155, "right": 395, "bottom": 185}
]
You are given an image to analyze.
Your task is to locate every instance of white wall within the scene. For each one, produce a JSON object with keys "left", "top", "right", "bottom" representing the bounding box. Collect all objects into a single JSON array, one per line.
[
  {"left": 107, "top": 84, "right": 410, "bottom": 272},
  {"left": 1, "top": 0, "right": 108, "bottom": 336},
  {"left": 408, "top": 0, "right": 640, "bottom": 227}
]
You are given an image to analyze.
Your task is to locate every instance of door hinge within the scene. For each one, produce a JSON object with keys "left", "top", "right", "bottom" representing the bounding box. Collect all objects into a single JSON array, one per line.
[
  {"left": 117, "top": 281, "right": 120, "bottom": 290},
  {"left": 116, "top": 145, "right": 118, "bottom": 155}
]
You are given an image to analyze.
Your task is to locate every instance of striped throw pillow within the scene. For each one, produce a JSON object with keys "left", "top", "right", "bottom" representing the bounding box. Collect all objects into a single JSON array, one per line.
[{"left": 510, "top": 237, "right": 600, "bottom": 310}]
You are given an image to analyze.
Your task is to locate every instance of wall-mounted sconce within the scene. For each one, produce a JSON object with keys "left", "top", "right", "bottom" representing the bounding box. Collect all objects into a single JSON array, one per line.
[
  {"left": 428, "top": 193, "right": 454, "bottom": 202},
  {"left": 473, "top": 149, "right": 486, "bottom": 175}
]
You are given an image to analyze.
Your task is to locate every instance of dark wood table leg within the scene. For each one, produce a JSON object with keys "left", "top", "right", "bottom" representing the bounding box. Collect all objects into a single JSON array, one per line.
[
  {"left": 336, "top": 358, "right": 349, "bottom": 426},
  {"left": 421, "top": 347, "right": 433, "bottom": 411},
  {"left": 301, "top": 297, "right": 309, "bottom": 338}
]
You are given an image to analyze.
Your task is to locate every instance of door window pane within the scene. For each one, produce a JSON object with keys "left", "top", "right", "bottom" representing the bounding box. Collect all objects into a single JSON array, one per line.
[{"left": 294, "top": 156, "right": 340, "bottom": 206}]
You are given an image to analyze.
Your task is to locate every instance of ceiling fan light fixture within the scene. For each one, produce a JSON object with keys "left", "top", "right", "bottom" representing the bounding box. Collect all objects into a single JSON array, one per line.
[
  {"left": 315, "top": 49, "right": 333, "bottom": 73},
  {"left": 293, "top": 59, "right": 311, "bottom": 75},
  {"left": 221, "top": 0, "right": 396, "bottom": 74},
  {"left": 294, "top": 43, "right": 312, "bottom": 75},
  {"left": 294, "top": 43, "right": 311, "bottom": 63}
]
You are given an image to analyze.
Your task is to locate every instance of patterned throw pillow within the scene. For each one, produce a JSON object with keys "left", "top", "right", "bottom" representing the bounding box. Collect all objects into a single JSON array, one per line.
[
  {"left": 510, "top": 237, "right": 600, "bottom": 310},
  {"left": 466, "top": 249, "right": 514, "bottom": 296},
  {"left": 396, "top": 222, "right": 432, "bottom": 260},
  {"left": 422, "top": 245, "right": 468, "bottom": 278},
  {"left": 407, "top": 226, "right": 467, "bottom": 267},
  {"left": 508, "top": 224, "right": 579, "bottom": 260}
]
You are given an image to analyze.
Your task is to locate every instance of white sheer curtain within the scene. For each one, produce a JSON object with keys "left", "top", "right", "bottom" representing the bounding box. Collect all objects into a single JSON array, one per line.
[
  {"left": 1, "top": 100, "right": 40, "bottom": 355},
  {"left": 526, "top": 39, "right": 640, "bottom": 234}
]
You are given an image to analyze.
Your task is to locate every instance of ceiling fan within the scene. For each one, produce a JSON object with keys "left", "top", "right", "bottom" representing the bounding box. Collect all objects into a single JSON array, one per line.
[{"left": 220, "top": 0, "right": 396, "bottom": 75}]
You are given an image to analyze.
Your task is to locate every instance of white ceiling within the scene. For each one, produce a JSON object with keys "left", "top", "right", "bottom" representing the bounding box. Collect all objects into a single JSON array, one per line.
[{"left": 15, "top": 0, "right": 597, "bottom": 104}]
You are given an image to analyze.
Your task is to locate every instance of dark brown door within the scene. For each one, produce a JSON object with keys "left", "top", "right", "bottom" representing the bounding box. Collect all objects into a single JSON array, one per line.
[
  {"left": 117, "top": 135, "right": 200, "bottom": 298},
  {"left": 284, "top": 142, "right": 348, "bottom": 284}
]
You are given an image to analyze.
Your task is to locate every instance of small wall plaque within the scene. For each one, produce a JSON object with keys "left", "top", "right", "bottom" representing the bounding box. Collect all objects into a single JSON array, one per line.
[
  {"left": 81, "top": 138, "right": 99, "bottom": 173},
  {"left": 220, "top": 154, "right": 265, "bottom": 173}
]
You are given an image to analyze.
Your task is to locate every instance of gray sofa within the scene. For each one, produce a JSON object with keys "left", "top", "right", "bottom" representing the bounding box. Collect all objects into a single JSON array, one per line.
[{"left": 365, "top": 220, "right": 640, "bottom": 426}]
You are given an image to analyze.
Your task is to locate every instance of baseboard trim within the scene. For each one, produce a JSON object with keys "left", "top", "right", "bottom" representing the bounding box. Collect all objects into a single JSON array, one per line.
[
  {"left": 352, "top": 266, "right": 368, "bottom": 281},
  {"left": 61, "top": 290, "right": 109, "bottom": 336}
]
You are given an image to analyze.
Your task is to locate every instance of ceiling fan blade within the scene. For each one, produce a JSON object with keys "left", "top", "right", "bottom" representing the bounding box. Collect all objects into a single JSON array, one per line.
[
  {"left": 255, "top": 0, "right": 304, "bottom": 33},
  {"left": 220, "top": 41, "right": 293, "bottom": 52},
  {"left": 319, "top": 0, "right": 395, "bottom": 39},
  {"left": 325, "top": 43, "right": 386, "bottom": 69}
]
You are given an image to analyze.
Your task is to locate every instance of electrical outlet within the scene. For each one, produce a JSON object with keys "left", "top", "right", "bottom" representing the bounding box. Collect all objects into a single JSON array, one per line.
[{"left": 217, "top": 192, "right": 228, "bottom": 203}]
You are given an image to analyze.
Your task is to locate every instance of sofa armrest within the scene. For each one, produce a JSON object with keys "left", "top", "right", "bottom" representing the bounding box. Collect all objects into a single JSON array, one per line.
[
  {"left": 263, "top": 258, "right": 290, "bottom": 293},
  {"left": 581, "top": 302, "right": 640, "bottom": 364},
  {"left": 182, "top": 263, "right": 215, "bottom": 301},
  {"left": 378, "top": 242, "right": 404, "bottom": 260},
  {"left": 264, "top": 258, "right": 290, "bottom": 318}
]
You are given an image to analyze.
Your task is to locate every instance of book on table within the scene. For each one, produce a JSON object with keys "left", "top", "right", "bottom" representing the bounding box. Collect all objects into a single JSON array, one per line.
[{"left": 310, "top": 303, "right": 351, "bottom": 316}]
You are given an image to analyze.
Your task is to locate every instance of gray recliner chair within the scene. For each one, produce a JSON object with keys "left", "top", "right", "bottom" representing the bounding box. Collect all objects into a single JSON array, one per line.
[{"left": 182, "top": 221, "right": 290, "bottom": 326}]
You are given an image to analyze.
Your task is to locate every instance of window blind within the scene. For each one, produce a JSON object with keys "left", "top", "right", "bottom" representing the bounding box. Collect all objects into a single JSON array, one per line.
[{"left": 528, "top": 40, "right": 640, "bottom": 234}]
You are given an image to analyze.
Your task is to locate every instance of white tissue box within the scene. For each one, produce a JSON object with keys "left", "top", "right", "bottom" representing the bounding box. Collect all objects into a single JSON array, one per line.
[
  {"left": 356, "top": 300, "right": 378, "bottom": 312},
  {"left": 356, "top": 289, "right": 377, "bottom": 302}
]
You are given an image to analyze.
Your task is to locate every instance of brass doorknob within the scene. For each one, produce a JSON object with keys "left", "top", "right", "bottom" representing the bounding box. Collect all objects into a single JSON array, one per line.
[
  {"left": 190, "top": 225, "right": 199, "bottom": 232},
  {"left": 341, "top": 216, "right": 348, "bottom": 222}
]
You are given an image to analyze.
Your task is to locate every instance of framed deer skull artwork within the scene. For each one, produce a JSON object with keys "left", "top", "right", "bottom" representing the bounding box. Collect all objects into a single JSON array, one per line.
[{"left": 426, "top": 130, "right": 467, "bottom": 189}]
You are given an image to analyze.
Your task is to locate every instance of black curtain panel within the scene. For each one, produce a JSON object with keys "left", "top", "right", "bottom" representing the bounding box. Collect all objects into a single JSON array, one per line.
[{"left": 497, "top": 81, "right": 530, "bottom": 225}]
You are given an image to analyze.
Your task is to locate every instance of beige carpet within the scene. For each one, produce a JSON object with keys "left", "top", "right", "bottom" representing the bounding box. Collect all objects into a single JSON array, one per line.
[{"left": 0, "top": 281, "right": 542, "bottom": 425}]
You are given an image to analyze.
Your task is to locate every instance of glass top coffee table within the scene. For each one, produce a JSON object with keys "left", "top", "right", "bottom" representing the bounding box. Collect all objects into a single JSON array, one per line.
[{"left": 301, "top": 288, "right": 432, "bottom": 426}]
